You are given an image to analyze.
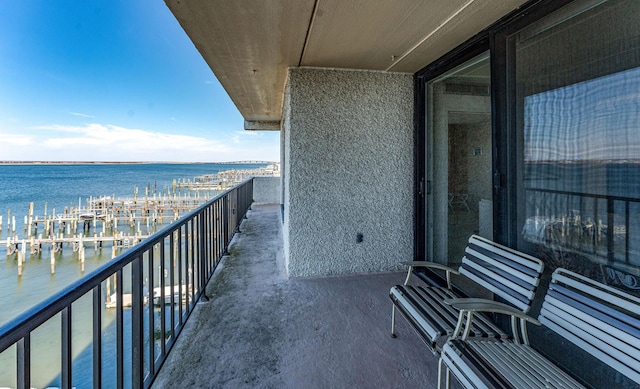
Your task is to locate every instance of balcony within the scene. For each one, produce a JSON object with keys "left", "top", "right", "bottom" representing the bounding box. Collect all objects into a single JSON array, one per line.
[
  {"left": 0, "top": 179, "right": 440, "bottom": 388},
  {"left": 152, "top": 202, "right": 439, "bottom": 388}
]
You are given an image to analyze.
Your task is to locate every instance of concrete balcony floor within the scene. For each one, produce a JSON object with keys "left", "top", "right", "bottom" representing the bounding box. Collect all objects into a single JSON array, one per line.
[{"left": 152, "top": 203, "right": 441, "bottom": 388}]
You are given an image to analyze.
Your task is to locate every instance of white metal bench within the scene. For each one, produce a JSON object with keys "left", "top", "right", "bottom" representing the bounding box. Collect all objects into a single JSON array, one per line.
[
  {"left": 389, "top": 235, "right": 544, "bottom": 354},
  {"left": 439, "top": 268, "right": 640, "bottom": 388}
]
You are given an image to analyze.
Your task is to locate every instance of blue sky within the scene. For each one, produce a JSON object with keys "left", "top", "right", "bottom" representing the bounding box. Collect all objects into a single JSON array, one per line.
[
  {"left": 525, "top": 66, "right": 640, "bottom": 162},
  {"left": 0, "top": 2, "right": 280, "bottom": 162}
]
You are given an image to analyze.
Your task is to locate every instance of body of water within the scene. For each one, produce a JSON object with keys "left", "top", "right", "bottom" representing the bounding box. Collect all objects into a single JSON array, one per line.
[{"left": 0, "top": 162, "right": 268, "bottom": 388}]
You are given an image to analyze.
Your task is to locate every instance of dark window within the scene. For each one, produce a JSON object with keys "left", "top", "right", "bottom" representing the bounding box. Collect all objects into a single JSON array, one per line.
[{"left": 511, "top": 0, "right": 640, "bottom": 295}]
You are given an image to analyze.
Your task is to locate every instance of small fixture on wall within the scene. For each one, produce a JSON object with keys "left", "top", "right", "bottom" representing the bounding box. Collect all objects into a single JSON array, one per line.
[
  {"left": 356, "top": 233, "right": 364, "bottom": 243},
  {"left": 474, "top": 148, "right": 483, "bottom": 156}
]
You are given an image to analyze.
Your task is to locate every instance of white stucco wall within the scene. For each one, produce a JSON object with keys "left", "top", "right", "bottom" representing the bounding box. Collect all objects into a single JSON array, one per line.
[
  {"left": 253, "top": 177, "right": 281, "bottom": 204},
  {"left": 282, "top": 67, "right": 414, "bottom": 277}
]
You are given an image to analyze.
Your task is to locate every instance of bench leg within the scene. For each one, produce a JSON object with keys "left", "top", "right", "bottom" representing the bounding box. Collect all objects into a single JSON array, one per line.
[
  {"left": 391, "top": 305, "right": 397, "bottom": 338},
  {"left": 438, "top": 358, "right": 451, "bottom": 389}
]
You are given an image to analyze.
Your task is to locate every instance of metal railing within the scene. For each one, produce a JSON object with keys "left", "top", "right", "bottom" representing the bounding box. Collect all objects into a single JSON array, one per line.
[
  {"left": 523, "top": 186, "right": 640, "bottom": 272},
  {"left": 0, "top": 178, "right": 254, "bottom": 389}
]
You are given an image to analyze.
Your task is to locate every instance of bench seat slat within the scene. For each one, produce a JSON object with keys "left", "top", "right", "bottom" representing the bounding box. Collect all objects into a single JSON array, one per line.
[
  {"left": 446, "top": 340, "right": 586, "bottom": 389},
  {"left": 502, "top": 342, "right": 581, "bottom": 388},
  {"left": 471, "top": 342, "right": 538, "bottom": 389},
  {"left": 391, "top": 285, "right": 508, "bottom": 349},
  {"left": 390, "top": 286, "right": 444, "bottom": 344},
  {"left": 409, "top": 287, "right": 459, "bottom": 336},
  {"left": 442, "top": 342, "right": 505, "bottom": 389}
]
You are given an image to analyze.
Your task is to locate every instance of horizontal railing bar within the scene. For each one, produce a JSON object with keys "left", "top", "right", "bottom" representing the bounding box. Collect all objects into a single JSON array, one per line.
[
  {"left": 524, "top": 186, "right": 640, "bottom": 203},
  {"left": 0, "top": 178, "right": 254, "bottom": 353}
]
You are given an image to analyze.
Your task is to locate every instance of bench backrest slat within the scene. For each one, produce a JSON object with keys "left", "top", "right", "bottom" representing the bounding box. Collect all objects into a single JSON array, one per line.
[
  {"left": 459, "top": 235, "right": 544, "bottom": 313},
  {"left": 539, "top": 269, "right": 640, "bottom": 385}
]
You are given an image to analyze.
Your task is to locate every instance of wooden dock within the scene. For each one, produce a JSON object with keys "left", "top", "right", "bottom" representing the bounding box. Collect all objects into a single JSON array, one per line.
[
  {"left": 0, "top": 192, "right": 211, "bottom": 276},
  {"left": 175, "top": 163, "right": 279, "bottom": 190},
  {"left": 0, "top": 163, "right": 280, "bottom": 276}
]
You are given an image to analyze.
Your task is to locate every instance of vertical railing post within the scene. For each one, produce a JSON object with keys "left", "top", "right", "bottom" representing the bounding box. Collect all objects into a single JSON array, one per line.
[
  {"left": 199, "top": 210, "right": 208, "bottom": 301},
  {"left": 159, "top": 239, "right": 167, "bottom": 358},
  {"left": 625, "top": 201, "right": 630, "bottom": 264},
  {"left": 216, "top": 201, "right": 221, "bottom": 261},
  {"left": 177, "top": 228, "right": 183, "bottom": 324},
  {"left": 17, "top": 335, "right": 30, "bottom": 389},
  {"left": 222, "top": 196, "right": 229, "bottom": 251},
  {"left": 184, "top": 222, "right": 189, "bottom": 310},
  {"left": 170, "top": 231, "right": 176, "bottom": 339},
  {"left": 116, "top": 269, "right": 124, "bottom": 389},
  {"left": 131, "top": 255, "right": 144, "bottom": 388},
  {"left": 92, "top": 285, "right": 102, "bottom": 388},
  {"left": 148, "top": 248, "right": 155, "bottom": 376},
  {"left": 191, "top": 219, "right": 196, "bottom": 306},
  {"left": 61, "top": 305, "right": 72, "bottom": 389},
  {"left": 607, "top": 198, "right": 615, "bottom": 263}
]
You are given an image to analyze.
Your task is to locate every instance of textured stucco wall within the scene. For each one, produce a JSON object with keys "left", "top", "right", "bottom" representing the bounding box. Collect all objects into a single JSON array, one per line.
[
  {"left": 283, "top": 67, "right": 414, "bottom": 277},
  {"left": 253, "top": 177, "right": 281, "bottom": 204}
]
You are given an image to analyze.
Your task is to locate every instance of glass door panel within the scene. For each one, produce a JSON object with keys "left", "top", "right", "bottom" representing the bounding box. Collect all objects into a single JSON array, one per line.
[
  {"left": 426, "top": 52, "right": 492, "bottom": 266},
  {"left": 512, "top": 0, "right": 640, "bottom": 288}
]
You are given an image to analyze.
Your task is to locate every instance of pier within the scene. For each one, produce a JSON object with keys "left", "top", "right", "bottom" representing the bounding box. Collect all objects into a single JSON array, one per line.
[
  {"left": 0, "top": 163, "right": 280, "bottom": 277},
  {"left": 176, "top": 163, "right": 279, "bottom": 191},
  {"left": 0, "top": 191, "right": 213, "bottom": 277}
]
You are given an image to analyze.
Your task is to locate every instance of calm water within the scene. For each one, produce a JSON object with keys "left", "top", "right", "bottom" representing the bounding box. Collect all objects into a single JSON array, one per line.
[
  {"left": 0, "top": 162, "right": 267, "bottom": 388},
  {"left": 0, "top": 163, "right": 266, "bottom": 220}
]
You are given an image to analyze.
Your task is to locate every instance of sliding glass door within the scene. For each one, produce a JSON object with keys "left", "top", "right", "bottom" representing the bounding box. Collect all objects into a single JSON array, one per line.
[{"left": 425, "top": 52, "right": 492, "bottom": 265}]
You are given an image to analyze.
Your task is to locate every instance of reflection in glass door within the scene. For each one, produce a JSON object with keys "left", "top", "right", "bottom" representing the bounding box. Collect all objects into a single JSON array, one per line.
[{"left": 426, "top": 52, "right": 492, "bottom": 266}]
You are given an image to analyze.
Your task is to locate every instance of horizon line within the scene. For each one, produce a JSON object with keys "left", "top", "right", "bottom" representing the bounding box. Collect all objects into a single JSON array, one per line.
[{"left": 0, "top": 160, "right": 278, "bottom": 165}]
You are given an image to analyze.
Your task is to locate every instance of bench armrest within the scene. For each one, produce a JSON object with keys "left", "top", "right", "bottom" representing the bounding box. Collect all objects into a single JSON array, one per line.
[
  {"left": 444, "top": 297, "right": 540, "bottom": 345},
  {"left": 400, "top": 261, "right": 460, "bottom": 288}
]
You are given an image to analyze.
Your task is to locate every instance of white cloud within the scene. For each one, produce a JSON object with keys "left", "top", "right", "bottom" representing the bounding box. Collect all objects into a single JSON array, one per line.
[
  {"left": 231, "top": 130, "right": 267, "bottom": 144},
  {"left": 0, "top": 133, "right": 33, "bottom": 146},
  {"left": 3, "top": 123, "right": 280, "bottom": 162},
  {"left": 67, "top": 112, "right": 96, "bottom": 118}
]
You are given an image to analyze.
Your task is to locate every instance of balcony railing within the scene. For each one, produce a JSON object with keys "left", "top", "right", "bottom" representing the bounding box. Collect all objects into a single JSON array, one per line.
[
  {"left": 0, "top": 178, "right": 254, "bottom": 389},
  {"left": 523, "top": 186, "right": 640, "bottom": 280}
]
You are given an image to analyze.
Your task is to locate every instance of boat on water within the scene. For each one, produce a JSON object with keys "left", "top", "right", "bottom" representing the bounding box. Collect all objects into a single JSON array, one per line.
[
  {"left": 105, "top": 293, "right": 145, "bottom": 309},
  {"left": 104, "top": 285, "right": 191, "bottom": 309},
  {"left": 152, "top": 285, "right": 192, "bottom": 306}
]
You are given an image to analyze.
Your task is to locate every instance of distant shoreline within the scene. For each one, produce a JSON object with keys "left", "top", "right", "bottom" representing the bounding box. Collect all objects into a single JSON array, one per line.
[{"left": 0, "top": 161, "right": 275, "bottom": 165}]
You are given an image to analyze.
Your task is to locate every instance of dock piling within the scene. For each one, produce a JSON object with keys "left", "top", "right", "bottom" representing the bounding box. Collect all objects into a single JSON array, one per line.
[{"left": 50, "top": 245, "right": 55, "bottom": 274}]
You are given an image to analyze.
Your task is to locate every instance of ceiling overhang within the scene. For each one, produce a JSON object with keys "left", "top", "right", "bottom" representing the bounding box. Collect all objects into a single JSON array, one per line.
[{"left": 164, "top": 0, "right": 528, "bottom": 129}]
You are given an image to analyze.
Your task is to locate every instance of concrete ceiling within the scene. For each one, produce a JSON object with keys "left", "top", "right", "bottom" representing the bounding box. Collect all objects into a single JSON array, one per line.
[{"left": 164, "top": 0, "right": 527, "bottom": 130}]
